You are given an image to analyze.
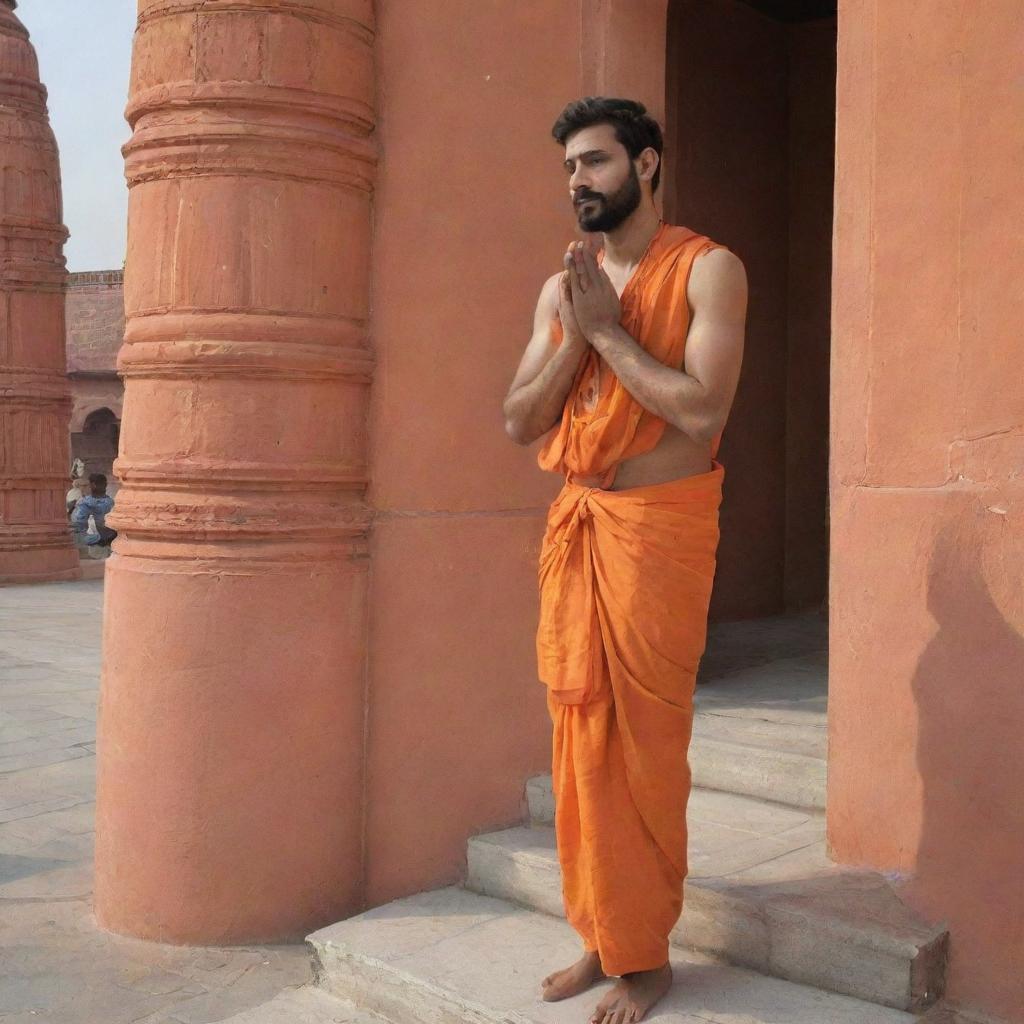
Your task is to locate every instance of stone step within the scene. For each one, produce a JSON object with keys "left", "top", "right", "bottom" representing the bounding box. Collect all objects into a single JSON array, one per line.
[
  {"left": 466, "top": 794, "right": 947, "bottom": 1013},
  {"left": 690, "top": 731, "right": 826, "bottom": 809},
  {"left": 214, "top": 984, "right": 377, "bottom": 1023},
  {"left": 527, "top": 726, "right": 826, "bottom": 819},
  {"left": 698, "top": 613, "right": 827, "bottom": 683},
  {"left": 528, "top": 673, "right": 829, "bottom": 818},
  {"left": 691, "top": 705, "right": 827, "bottom": 759},
  {"left": 692, "top": 650, "right": 829, "bottom": 808},
  {"left": 309, "top": 886, "right": 917, "bottom": 1024}
]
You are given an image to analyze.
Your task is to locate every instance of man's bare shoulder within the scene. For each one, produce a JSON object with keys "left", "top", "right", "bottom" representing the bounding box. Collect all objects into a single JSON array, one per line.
[
  {"left": 525, "top": 271, "right": 564, "bottom": 341},
  {"left": 687, "top": 246, "right": 747, "bottom": 314},
  {"left": 538, "top": 270, "right": 563, "bottom": 312}
]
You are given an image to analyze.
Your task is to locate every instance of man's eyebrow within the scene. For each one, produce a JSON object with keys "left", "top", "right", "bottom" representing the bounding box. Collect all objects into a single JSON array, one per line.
[{"left": 563, "top": 149, "right": 608, "bottom": 167}]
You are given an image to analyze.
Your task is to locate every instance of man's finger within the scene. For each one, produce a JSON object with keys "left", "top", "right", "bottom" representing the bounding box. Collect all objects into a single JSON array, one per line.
[
  {"left": 582, "top": 246, "right": 604, "bottom": 289},
  {"left": 568, "top": 262, "right": 587, "bottom": 305},
  {"left": 559, "top": 271, "right": 573, "bottom": 306},
  {"left": 573, "top": 241, "right": 590, "bottom": 292},
  {"left": 563, "top": 250, "right": 587, "bottom": 297},
  {"left": 569, "top": 239, "right": 585, "bottom": 288}
]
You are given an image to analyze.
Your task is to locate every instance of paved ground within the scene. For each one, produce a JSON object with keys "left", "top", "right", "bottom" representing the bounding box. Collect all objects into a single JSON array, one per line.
[
  {"left": 0, "top": 580, "right": 311, "bottom": 1024},
  {"left": 0, "top": 578, "right": 829, "bottom": 1024}
]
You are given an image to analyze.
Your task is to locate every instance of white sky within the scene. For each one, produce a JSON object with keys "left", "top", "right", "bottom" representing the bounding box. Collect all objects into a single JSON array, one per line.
[{"left": 17, "top": 1, "right": 138, "bottom": 272}]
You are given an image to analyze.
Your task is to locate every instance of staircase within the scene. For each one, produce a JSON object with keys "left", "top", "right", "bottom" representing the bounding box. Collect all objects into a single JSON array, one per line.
[{"left": 220, "top": 613, "right": 951, "bottom": 1023}]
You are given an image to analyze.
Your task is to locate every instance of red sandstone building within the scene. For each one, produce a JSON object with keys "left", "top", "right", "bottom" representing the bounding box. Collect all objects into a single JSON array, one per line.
[{"left": 1, "top": 2, "right": 1021, "bottom": 1022}]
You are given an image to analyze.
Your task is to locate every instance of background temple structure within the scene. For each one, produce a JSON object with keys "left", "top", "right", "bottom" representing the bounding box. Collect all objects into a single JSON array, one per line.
[
  {"left": 1, "top": 1, "right": 1019, "bottom": 1022},
  {"left": 0, "top": 0, "right": 77, "bottom": 583}
]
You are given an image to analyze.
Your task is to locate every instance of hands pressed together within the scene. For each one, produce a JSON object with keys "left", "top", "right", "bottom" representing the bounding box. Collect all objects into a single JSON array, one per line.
[{"left": 557, "top": 240, "right": 622, "bottom": 351}]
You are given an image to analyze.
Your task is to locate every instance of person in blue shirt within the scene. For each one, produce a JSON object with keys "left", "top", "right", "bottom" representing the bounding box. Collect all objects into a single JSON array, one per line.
[{"left": 71, "top": 473, "right": 117, "bottom": 547}]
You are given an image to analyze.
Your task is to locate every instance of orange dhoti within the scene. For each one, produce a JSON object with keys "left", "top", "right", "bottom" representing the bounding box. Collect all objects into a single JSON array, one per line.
[{"left": 538, "top": 466, "right": 723, "bottom": 974}]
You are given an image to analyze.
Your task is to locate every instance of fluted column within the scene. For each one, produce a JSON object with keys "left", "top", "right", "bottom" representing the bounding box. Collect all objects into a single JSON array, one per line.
[
  {"left": 0, "top": 0, "right": 78, "bottom": 584},
  {"left": 95, "top": 0, "right": 375, "bottom": 942}
]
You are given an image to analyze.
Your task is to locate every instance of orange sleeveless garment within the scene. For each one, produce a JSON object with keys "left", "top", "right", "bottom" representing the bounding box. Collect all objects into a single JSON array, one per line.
[{"left": 536, "top": 222, "right": 728, "bottom": 975}]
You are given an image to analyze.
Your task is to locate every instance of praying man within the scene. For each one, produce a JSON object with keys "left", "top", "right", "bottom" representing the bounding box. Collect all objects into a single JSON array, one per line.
[{"left": 504, "top": 97, "right": 748, "bottom": 1024}]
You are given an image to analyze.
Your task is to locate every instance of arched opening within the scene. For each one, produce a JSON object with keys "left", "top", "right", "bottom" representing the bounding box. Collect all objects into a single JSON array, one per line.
[
  {"left": 665, "top": 0, "right": 836, "bottom": 625},
  {"left": 72, "top": 406, "right": 121, "bottom": 493}
]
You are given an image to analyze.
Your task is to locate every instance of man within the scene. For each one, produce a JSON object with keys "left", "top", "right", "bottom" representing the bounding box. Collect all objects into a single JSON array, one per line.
[
  {"left": 504, "top": 98, "right": 747, "bottom": 1024},
  {"left": 71, "top": 473, "right": 117, "bottom": 547}
]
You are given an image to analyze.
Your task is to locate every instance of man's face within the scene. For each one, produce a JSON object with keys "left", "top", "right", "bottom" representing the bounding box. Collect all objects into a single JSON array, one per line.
[{"left": 564, "top": 123, "right": 642, "bottom": 233}]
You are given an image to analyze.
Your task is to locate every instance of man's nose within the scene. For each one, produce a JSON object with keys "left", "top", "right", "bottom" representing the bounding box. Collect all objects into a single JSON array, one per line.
[{"left": 569, "top": 168, "right": 590, "bottom": 194}]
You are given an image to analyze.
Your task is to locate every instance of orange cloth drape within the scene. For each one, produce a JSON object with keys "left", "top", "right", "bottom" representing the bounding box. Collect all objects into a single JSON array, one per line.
[
  {"left": 535, "top": 223, "right": 727, "bottom": 975},
  {"left": 539, "top": 222, "right": 727, "bottom": 486}
]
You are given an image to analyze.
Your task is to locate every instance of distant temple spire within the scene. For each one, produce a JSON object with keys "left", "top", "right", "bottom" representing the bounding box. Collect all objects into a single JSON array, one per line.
[{"left": 0, "top": 0, "right": 79, "bottom": 582}]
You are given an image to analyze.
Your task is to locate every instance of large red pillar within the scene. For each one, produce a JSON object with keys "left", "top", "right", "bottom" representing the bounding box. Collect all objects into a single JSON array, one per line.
[
  {"left": 0, "top": 0, "right": 78, "bottom": 585},
  {"left": 94, "top": 0, "right": 375, "bottom": 942}
]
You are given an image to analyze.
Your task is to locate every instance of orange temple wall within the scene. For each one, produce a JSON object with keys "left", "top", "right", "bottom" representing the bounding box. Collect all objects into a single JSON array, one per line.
[{"left": 91, "top": 3, "right": 1023, "bottom": 1020}]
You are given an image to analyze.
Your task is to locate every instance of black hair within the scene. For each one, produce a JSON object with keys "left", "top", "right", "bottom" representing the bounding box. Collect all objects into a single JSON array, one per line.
[
  {"left": 552, "top": 97, "right": 663, "bottom": 193},
  {"left": 89, "top": 473, "right": 107, "bottom": 489}
]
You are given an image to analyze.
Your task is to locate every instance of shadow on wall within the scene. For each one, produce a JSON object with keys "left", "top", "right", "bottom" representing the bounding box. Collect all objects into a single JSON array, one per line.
[{"left": 909, "top": 517, "right": 1024, "bottom": 1017}]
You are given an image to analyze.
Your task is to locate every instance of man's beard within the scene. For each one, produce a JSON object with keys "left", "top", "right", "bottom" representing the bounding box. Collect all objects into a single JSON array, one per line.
[{"left": 574, "top": 164, "right": 642, "bottom": 233}]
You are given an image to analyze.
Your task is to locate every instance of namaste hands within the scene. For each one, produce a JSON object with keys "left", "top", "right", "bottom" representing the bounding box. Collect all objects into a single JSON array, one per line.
[
  {"left": 556, "top": 259, "right": 586, "bottom": 350},
  {"left": 561, "top": 240, "right": 622, "bottom": 342}
]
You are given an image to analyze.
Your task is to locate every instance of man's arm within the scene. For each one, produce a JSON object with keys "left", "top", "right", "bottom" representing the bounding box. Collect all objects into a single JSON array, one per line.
[
  {"left": 568, "top": 245, "right": 747, "bottom": 444},
  {"left": 70, "top": 497, "right": 91, "bottom": 525},
  {"left": 503, "top": 269, "right": 590, "bottom": 446}
]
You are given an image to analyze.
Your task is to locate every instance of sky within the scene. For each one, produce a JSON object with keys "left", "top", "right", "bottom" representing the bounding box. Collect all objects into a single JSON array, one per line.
[{"left": 18, "top": 1, "right": 138, "bottom": 272}]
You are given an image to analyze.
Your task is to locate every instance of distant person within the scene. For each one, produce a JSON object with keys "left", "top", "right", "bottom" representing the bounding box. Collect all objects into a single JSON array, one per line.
[{"left": 71, "top": 473, "right": 117, "bottom": 547}]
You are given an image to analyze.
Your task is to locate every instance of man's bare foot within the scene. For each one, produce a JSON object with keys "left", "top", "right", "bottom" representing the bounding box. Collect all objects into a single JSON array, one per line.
[
  {"left": 541, "top": 950, "right": 606, "bottom": 1002},
  {"left": 589, "top": 963, "right": 673, "bottom": 1024}
]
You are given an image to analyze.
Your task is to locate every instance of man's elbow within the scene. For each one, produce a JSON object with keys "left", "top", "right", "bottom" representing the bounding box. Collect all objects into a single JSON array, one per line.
[
  {"left": 679, "top": 411, "right": 724, "bottom": 446},
  {"left": 503, "top": 407, "right": 536, "bottom": 446},
  {"left": 505, "top": 419, "right": 534, "bottom": 446},
  {"left": 503, "top": 393, "right": 541, "bottom": 445}
]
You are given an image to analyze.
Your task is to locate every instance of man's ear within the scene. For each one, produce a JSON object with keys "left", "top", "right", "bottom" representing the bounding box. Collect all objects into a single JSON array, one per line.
[{"left": 637, "top": 147, "right": 659, "bottom": 185}]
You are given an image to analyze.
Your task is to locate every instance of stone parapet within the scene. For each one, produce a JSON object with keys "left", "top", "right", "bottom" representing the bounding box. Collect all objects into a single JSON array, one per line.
[{"left": 68, "top": 269, "right": 123, "bottom": 287}]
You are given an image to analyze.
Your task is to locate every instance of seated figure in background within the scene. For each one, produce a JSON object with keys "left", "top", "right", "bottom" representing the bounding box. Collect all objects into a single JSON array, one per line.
[{"left": 71, "top": 473, "right": 117, "bottom": 547}]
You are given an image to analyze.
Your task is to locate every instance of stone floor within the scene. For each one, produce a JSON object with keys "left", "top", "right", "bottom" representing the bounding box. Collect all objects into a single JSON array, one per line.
[
  {"left": 699, "top": 606, "right": 827, "bottom": 682},
  {"left": 0, "top": 581, "right": 827, "bottom": 1024},
  {"left": 0, "top": 583, "right": 990, "bottom": 1024},
  {"left": 0, "top": 579, "right": 311, "bottom": 1024}
]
